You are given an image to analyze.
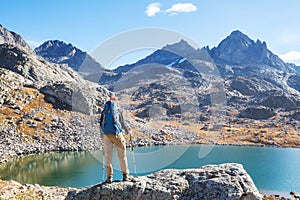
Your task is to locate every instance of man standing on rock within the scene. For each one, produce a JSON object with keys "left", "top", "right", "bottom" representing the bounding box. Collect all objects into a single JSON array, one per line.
[{"left": 100, "top": 95, "right": 131, "bottom": 183}]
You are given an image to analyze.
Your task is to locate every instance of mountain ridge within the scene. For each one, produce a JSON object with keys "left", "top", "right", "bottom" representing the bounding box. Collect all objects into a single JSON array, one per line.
[
  {"left": 105, "top": 30, "right": 300, "bottom": 122},
  {"left": 2, "top": 23, "right": 299, "bottom": 152},
  {"left": 35, "top": 40, "right": 104, "bottom": 73},
  {"left": 32, "top": 29, "right": 300, "bottom": 112},
  {"left": 210, "top": 30, "right": 290, "bottom": 72},
  {"left": 112, "top": 30, "right": 295, "bottom": 76},
  {"left": 0, "top": 24, "right": 33, "bottom": 53}
]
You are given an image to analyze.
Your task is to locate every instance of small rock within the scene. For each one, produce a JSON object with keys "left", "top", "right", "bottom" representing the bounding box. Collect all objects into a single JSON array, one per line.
[{"left": 33, "top": 117, "right": 44, "bottom": 122}]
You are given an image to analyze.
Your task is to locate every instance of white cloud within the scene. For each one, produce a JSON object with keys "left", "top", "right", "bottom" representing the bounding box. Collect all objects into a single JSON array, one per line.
[
  {"left": 145, "top": 2, "right": 197, "bottom": 17},
  {"left": 279, "top": 50, "right": 300, "bottom": 65},
  {"left": 165, "top": 3, "right": 197, "bottom": 15},
  {"left": 145, "top": 2, "right": 161, "bottom": 17}
]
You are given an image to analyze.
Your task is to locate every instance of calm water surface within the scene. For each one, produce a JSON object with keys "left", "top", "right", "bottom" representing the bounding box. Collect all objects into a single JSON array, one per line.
[{"left": 0, "top": 145, "right": 299, "bottom": 193}]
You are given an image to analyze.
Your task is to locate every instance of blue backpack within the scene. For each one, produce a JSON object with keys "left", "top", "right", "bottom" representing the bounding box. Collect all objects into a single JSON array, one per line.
[{"left": 100, "top": 101, "right": 122, "bottom": 134}]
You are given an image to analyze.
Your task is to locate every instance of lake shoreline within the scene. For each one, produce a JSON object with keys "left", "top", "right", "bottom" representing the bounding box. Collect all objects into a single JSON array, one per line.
[{"left": 1, "top": 139, "right": 300, "bottom": 165}]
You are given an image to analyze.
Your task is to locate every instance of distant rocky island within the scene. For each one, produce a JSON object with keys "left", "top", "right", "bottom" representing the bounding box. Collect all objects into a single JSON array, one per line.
[{"left": 1, "top": 23, "right": 300, "bottom": 199}]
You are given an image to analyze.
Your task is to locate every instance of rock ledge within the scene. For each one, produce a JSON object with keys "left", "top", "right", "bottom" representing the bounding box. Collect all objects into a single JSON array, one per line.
[
  {"left": 0, "top": 163, "right": 262, "bottom": 200},
  {"left": 66, "top": 163, "right": 262, "bottom": 200}
]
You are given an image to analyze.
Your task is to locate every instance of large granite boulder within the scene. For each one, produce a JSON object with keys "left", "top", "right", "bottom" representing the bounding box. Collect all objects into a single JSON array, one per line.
[
  {"left": 40, "top": 81, "right": 109, "bottom": 114},
  {"left": 66, "top": 163, "right": 262, "bottom": 200}
]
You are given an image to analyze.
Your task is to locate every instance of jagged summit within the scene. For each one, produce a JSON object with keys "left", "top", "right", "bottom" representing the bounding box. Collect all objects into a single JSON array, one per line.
[
  {"left": 114, "top": 39, "right": 206, "bottom": 74},
  {"left": 35, "top": 40, "right": 104, "bottom": 72},
  {"left": 0, "top": 24, "right": 32, "bottom": 53},
  {"left": 210, "top": 30, "right": 288, "bottom": 71},
  {"left": 211, "top": 30, "right": 262, "bottom": 63},
  {"left": 227, "top": 30, "right": 254, "bottom": 46},
  {"left": 222, "top": 30, "right": 267, "bottom": 50},
  {"left": 164, "top": 39, "right": 191, "bottom": 48},
  {"left": 162, "top": 39, "right": 196, "bottom": 56},
  {"left": 36, "top": 40, "right": 77, "bottom": 56}
]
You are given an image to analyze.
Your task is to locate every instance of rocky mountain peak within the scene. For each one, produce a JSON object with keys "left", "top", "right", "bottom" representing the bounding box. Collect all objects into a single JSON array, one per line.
[
  {"left": 227, "top": 30, "right": 254, "bottom": 47},
  {"left": 211, "top": 30, "right": 259, "bottom": 63},
  {"left": 210, "top": 30, "right": 289, "bottom": 71},
  {"left": 114, "top": 39, "right": 202, "bottom": 74},
  {"left": 35, "top": 40, "right": 76, "bottom": 57},
  {"left": 0, "top": 24, "right": 32, "bottom": 53},
  {"left": 226, "top": 30, "right": 269, "bottom": 51},
  {"left": 162, "top": 39, "right": 195, "bottom": 55},
  {"left": 35, "top": 40, "right": 104, "bottom": 73}
]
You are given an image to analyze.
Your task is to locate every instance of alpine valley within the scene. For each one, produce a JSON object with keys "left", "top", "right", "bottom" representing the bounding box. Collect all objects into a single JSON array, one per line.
[
  {"left": 1, "top": 23, "right": 300, "bottom": 164},
  {"left": 1, "top": 23, "right": 300, "bottom": 199},
  {"left": 35, "top": 29, "right": 300, "bottom": 148}
]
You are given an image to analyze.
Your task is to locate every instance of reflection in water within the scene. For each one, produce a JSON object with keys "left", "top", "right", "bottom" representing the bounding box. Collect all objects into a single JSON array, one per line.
[{"left": 0, "top": 151, "right": 101, "bottom": 186}]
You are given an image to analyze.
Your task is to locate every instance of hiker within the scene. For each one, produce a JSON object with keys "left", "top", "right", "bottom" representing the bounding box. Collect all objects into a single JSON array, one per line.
[{"left": 100, "top": 95, "right": 130, "bottom": 183}]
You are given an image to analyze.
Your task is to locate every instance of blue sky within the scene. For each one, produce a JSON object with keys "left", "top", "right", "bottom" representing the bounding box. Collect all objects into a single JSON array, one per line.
[{"left": 1, "top": 0, "right": 300, "bottom": 66}]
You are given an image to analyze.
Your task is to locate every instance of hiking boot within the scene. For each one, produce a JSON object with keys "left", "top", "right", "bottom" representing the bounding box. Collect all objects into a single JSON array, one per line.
[
  {"left": 123, "top": 174, "right": 129, "bottom": 181},
  {"left": 105, "top": 177, "right": 113, "bottom": 183},
  {"left": 123, "top": 174, "right": 138, "bottom": 182}
]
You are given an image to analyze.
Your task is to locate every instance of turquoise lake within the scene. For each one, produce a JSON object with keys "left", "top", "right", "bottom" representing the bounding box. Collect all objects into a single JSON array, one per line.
[{"left": 0, "top": 145, "right": 299, "bottom": 194}]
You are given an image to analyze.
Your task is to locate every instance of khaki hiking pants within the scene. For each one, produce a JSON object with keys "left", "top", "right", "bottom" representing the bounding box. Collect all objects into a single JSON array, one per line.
[{"left": 103, "top": 133, "right": 129, "bottom": 178}]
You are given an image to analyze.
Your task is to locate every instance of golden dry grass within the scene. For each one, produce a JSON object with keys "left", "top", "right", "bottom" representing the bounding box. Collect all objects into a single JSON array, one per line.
[
  {"left": 145, "top": 118, "right": 300, "bottom": 147},
  {"left": 1, "top": 87, "right": 299, "bottom": 147},
  {"left": 1, "top": 87, "right": 71, "bottom": 138}
]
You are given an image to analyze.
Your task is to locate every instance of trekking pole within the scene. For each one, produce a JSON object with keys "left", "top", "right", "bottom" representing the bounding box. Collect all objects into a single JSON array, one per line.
[
  {"left": 130, "top": 132, "right": 137, "bottom": 175},
  {"left": 101, "top": 145, "right": 105, "bottom": 182},
  {"left": 100, "top": 125, "right": 105, "bottom": 183}
]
